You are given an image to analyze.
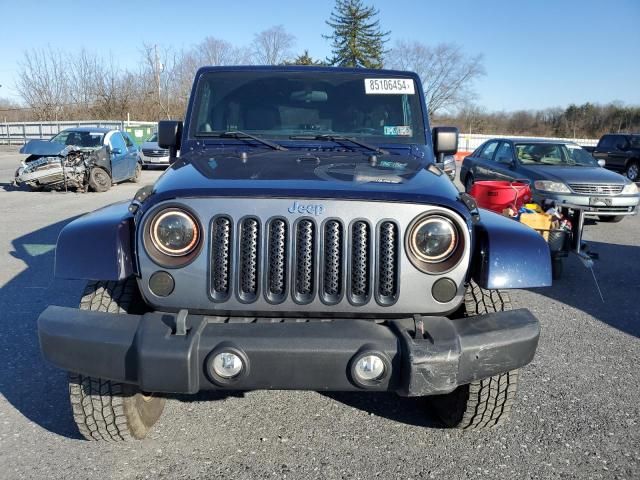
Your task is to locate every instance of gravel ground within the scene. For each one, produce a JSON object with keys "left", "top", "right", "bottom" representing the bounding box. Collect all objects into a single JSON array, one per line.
[{"left": 0, "top": 150, "right": 638, "bottom": 479}]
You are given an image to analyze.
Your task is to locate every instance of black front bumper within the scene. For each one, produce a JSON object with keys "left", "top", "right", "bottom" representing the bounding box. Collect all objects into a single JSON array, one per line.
[{"left": 38, "top": 307, "right": 539, "bottom": 397}]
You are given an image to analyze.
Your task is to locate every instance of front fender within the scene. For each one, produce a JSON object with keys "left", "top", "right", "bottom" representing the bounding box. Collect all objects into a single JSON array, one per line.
[
  {"left": 55, "top": 201, "right": 135, "bottom": 280},
  {"left": 471, "top": 209, "right": 551, "bottom": 289}
]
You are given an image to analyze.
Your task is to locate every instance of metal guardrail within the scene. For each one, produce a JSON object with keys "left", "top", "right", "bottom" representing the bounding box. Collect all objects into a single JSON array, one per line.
[
  {"left": 0, "top": 121, "right": 599, "bottom": 149},
  {"left": 0, "top": 120, "right": 156, "bottom": 145},
  {"left": 458, "top": 133, "right": 599, "bottom": 152}
]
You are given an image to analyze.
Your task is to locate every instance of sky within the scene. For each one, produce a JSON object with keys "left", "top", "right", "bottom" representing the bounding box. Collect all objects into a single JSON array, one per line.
[{"left": 0, "top": 0, "right": 639, "bottom": 112}]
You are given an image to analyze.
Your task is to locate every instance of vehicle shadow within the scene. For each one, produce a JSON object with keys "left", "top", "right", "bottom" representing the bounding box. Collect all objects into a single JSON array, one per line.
[
  {"left": 0, "top": 214, "right": 238, "bottom": 439},
  {"left": 320, "top": 392, "right": 442, "bottom": 428},
  {"left": 0, "top": 216, "right": 86, "bottom": 439},
  {"left": 530, "top": 240, "right": 640, "bottom": 338}
]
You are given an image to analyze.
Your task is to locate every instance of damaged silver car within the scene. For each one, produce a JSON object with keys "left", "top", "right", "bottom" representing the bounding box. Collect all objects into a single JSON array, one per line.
[{"left": 14, "top": 128, "right": 141, "bottom": 192}]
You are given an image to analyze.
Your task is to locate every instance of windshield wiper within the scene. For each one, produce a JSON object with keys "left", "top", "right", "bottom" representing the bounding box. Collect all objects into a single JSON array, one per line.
[
  {"left": 199, "top": 130, "right": 287, "bottom": 151},
  {"left": 289, "top": 134, "right": 387, "bottom": 155}
]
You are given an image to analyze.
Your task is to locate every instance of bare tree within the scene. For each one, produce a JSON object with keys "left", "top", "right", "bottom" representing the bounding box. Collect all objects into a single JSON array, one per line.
[
  {"left": 15, "top": 47, "right": 70, "bottom": 120},
  {"left": 197, "top": 37, "right": 252, "bottom": 66},
  {"left": 386, "top": 41, "right": 485, "bottom": 116},
  {"left": 252, "top": 26, "right": 295, "bottom": 65}
]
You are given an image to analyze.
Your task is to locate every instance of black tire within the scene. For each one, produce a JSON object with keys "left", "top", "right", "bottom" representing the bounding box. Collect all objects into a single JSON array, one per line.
[
  {"left": 88, "top": 167, "right": 111, "bottom": 192},
  {"left": 428, "top": 280, "right": 519, "bottom": 429},
  {"left": 68, "top": 279, "right": 165, "bottom": 441},
  {"left": 625, "top": 160, "right": 639, "bottom": 182},
  {"left": 597, "top": 215, "right": 624, "bottom": 223},
  {"left": 552, "top": 257, "right": 563, "bottom": 280},
  {"left": 130, "top": 163, "right": 142, "bottom": 183},
  {"left": 464, "top": 174, "right": 474, "bottom": 193}
]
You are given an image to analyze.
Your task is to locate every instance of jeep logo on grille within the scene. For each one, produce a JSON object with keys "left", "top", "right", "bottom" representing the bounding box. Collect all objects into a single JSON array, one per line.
[{"left": 287, "top": 201, "right": 325, "bottom": 216}]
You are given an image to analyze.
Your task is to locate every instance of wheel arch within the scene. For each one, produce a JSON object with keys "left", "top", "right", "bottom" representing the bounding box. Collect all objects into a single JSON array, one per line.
[{"left": 55, "top": 201, "right": 136, "bottom": 280}]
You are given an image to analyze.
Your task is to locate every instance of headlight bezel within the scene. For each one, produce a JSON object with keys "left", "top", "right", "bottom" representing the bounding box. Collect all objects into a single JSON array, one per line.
[
  {"left": 405, "top": 213, "right": 465, "bottom": 274},
  {"left": 534, "top": 180, "right": 571, "bottom": 194},
  {"left": 143, "top": 205, "right": 203, "bottom": 268}
]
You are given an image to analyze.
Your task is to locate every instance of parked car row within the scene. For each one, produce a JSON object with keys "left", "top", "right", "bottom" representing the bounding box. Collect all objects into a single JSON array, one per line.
[{"left": 460, "top": 138, "right": 639, "bottom": 223}]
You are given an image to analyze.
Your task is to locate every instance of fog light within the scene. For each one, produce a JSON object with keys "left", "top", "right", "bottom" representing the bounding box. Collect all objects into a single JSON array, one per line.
[
  {"left": 212, "top": 352, "right": 243, "bottom": 379},
  {"left": 354, "top": 354, "right": 385, "bottom": 382}
]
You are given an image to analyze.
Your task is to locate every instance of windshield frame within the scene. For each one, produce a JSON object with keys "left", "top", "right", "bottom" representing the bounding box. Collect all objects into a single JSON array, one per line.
[{"left": 186, "top": 68, "right": 429, "bottom": 148}]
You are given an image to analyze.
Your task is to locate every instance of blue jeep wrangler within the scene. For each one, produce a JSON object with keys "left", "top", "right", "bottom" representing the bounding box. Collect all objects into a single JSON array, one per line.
[{"left": 38, "top": 66, "right": 551, "bottom": 441}]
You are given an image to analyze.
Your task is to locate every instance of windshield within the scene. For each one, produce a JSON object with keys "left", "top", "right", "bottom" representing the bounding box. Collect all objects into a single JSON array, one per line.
[
  {"left": 51, "top": 130, "right": 105, "bottom": 148},
  {"left": 515, "top": 143, "right": 598, "bottom": 166},
  {"left": 191, "top": 71, "right": 426, "bottom": 145},
  {"left": 147, "top": 133, "right": 158, "bottom": 142}
]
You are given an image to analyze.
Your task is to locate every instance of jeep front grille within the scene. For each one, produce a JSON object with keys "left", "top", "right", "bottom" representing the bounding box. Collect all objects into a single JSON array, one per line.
[{"left": 209, "top": 217, "right": 400, "bottom": 306}]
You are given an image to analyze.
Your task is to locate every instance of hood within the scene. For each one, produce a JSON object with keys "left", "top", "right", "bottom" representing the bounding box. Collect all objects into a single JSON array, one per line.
[
  {"left": 522, "top": 164, "right": 628, "bottom": 185},
  {"left": 141, "top": 141, "right": 164, "bottom": 150},
  {"left": 20, "top": 140, "right": 73, "bottom": 156},
  {"left": 143, "top": 148, "right": 465, "bottom": 213}
]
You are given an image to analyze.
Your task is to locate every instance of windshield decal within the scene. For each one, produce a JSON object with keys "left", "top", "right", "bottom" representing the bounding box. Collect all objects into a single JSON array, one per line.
[
  {"left": 384, "top": 126, "right": 413, "bottom": 136},
  {"left": 365, "top": 78, "right": 415, "bottom": 95}
]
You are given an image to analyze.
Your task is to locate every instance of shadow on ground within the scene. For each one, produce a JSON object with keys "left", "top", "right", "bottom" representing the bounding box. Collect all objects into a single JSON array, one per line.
[
  {"left": 0, "top": 216, "right": 87, "bottom": 439},
  {"left": 321, "top": 392, "right": 441, "bottom": 428},
  {"left": 530, "top": 240, "right": 640, "bottom": 338}
]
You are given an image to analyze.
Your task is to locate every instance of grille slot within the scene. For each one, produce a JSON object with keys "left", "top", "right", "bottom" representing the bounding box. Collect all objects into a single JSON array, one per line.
[
  {"left": 238, "top": 218, "right": 260, "bottom": 301},
  {"left": 321, "top": 220, "right": 344, "bottom": 303},
  {"left": 210, "top": 217, "right": 232, "bottom": 300},
  {"left": 568, "top": 183, "right": 623, "bottom": 195},
  {"left": 293, "top": 219, "right": 316, "bottom": 302},
  {"left": 349, "top": 221, "right": 371, "bottom": 304},
  {"left": 265, "top": 219, "right": 288, "bottom": 303},
  {"left": 377, "top": 221, "right": 399, "bottom": 303}
]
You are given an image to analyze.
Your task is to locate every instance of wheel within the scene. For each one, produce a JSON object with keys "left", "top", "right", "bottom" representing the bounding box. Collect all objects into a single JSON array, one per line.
[
  {"left": 130, "top": 163, "right": 142, "bottom": 183},
  {"left": 88, "top": 167, "right": 111, "bottom": 192},
  {"left": 625, "top": 160, "right": 639, "bottom": 182},
  {"left": 552, "top": 257, "right": 563, "bottom": 280},
  {"left": 427, "top": 280, "right": 520, "bottom": 429},
  {"left": 597, "top": 215, "right": 624, "bottom": 223},
  {"left": 464, "top": 174, "right": 474, "bottom": 193},
  {"left": 68, "top": 279, "right": 165, "bottom": 441}
]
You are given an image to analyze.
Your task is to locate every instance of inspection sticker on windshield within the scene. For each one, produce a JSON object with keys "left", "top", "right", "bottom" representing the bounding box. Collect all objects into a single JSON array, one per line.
[
  {"left": 384, "top": 126, "right": 413, "bottom": 136},
  {"left": 365, "top": 78, "right": 415, "bottom": 94}
]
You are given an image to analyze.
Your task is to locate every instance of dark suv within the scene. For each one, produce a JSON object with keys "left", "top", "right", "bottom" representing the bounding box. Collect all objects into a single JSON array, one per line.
[
  {"left": 591, "top": 133, "right": 640, "bottom": 182},
  {"left": 37, "top": 66, "right": 550, "bottom": 441}
]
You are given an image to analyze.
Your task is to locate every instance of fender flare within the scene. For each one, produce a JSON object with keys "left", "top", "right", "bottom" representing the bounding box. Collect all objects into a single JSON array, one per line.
[
  {"left": 471, "top": 209, "right": 552, "bottom": 289},
  {"left": 55, "top": 201, "right": 135, "bottom": 280}
]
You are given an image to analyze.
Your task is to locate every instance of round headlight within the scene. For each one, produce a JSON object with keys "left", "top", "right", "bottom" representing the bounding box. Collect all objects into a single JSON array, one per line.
[
  {"left": 409, "top": 215, "right": 457, "bottom": 263},
  {"left": 150, "top": 209, "right": 199, "bottom": 256}
]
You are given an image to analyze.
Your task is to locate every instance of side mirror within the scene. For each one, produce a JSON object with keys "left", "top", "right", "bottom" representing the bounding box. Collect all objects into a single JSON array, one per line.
[
  {"left": 432, "top": 126, "right": 459, "bottom": 156},
  {"left": 110, "top": 147, "right": 122, "bottom": 155},
  {"left": 598, "top": 159, "right": 606, "bottom": 167},
  {"left": 158, "top": 120, "right": 183, "bottom": 161}
]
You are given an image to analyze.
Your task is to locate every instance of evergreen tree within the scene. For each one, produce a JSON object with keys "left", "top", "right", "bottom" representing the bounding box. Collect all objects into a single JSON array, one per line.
[
  {"left": 283, "top": 50, "right": 325, "bottom": 66},
  {"left": 324, "top": 0, "right": 389, "bottom": 68}
]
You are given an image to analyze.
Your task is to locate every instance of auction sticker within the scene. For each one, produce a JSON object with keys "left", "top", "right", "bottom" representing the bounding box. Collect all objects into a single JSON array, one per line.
[
  {"left": 384, "top": 126, "right": 413, "bottom": 136},
  {"left": 365, "top": 78, "right": 415, "bottom": 94}
]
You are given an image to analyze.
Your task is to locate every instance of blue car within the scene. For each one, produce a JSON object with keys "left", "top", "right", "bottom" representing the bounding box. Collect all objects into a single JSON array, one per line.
[
  {"left": 460, "top": 138, "right": 639, "bottom": 222},
  {"left": 16, "top": 127, "right": 141, "bottom": 191}
]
